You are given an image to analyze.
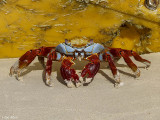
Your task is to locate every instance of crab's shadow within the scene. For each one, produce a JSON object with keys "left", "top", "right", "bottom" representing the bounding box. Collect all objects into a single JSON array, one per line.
[{"left": 21, "top": 59, "right": 143, "bottom": 86}]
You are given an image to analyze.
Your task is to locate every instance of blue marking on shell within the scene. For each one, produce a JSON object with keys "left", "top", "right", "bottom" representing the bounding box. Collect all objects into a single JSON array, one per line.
[
  {"left": 84, "top": 43, "right": 96, "bottom": 53},
  {"left": 56, "top": 52, "right": 62, "bottom": 60},
  {"left": 92, "top": 43, "right": 104, "bottom": 53},
  {"left": 55, "top": 43, "right": 66, "bottom": 54},
  {"left": 55, "top": 43, "right": 75, "bottom": 55},
  {"left": 76, "top": 48, "right": 83, "bottom": 52},
  {"left": 56, "top": 42, "right": 105, "bottom": 57},
  {"left": 84, "top": 43, "right": 104, "bottom": 55},
  {"left": 64, "top": 43, "right": 75, "bottom": 53}
]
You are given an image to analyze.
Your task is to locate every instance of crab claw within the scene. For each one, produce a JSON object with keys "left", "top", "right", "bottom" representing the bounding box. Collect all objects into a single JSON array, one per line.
[
  {"left": 60, "top": 56, "right": 81, "bottom": 88},
  {"left": 62, "top": 56, "right": 75, "bottom": 67},
  {"left": 86, "top": 53, "right": 100, "bottom": 63},
  {"left": 81, "top": 53, "right": 100, "bottom": 84}
]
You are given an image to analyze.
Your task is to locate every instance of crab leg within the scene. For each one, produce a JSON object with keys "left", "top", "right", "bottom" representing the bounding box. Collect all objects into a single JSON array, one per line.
[
  {"left": 109, "top": 48, "right": 151, "bottom": 68},
  {"left": 123, "top": 50, "right": 151, "bottom": 68},
  {"left": 45, "top": 51, "right": 58, "bottom": 86},
  {"left": 9, "top": 47, "right": 54, "bottom": 80},
  {"left": 103, "top": 53, "right": 122, "bottom": 87},
  {"left": 10, "top": 50, "right": 37, "bottom": 80},
  {"left": 80, "top": 54, "right": 100, "bottom": 84},
  {"left": 109, "top": 48, "right": 151, "bottom": 78},
  {"left": 120, "top": 51, "right": 140, "bottom": 78},
  {"left": 60, "top": 57, "right": 81, "bottom": 88},
  {"left": 109, "top": 48, "right": 139, "bottom": 77}
]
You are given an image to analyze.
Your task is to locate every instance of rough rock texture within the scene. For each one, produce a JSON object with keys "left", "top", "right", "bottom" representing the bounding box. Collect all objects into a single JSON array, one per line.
[{"left": 0, "top": 0, "right": 160, "bottom": 58}]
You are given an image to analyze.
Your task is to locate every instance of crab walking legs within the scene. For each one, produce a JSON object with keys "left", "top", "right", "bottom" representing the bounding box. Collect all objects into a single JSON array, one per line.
[
  {"left": 107, "top": 48, "right": 151, "bottom": 86},
  {"left": 9, "top": 40, "right": 151, "bottom": 88},
  {"left": 9, "top": 47, "right": 59, "bottom": 86}
]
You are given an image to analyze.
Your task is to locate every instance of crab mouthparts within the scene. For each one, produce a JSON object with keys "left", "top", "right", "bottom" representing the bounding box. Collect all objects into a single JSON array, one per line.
[{"left": 77, "top": 56, "right": 82, "bottom": 61}]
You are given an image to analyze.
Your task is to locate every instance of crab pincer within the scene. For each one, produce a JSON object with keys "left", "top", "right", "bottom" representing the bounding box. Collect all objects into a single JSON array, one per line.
[
  {"left": 9, "top": 39, "right": 151, "bottom": 88},
  {"left": 60, "top": 57, "right": 81, "bottom": 88},
  {"left": 79, "top": 53, "right": 100, "bottom": 84}
]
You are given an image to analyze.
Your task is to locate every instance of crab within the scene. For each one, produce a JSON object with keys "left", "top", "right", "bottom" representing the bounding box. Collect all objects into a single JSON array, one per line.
[{"left": 9, "top": 39, "right": 151, "bottom": 88}]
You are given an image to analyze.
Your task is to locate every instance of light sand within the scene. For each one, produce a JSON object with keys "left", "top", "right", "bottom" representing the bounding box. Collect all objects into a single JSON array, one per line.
[{"left": 0, "top": 53, "right": 160, "bottom": 120}]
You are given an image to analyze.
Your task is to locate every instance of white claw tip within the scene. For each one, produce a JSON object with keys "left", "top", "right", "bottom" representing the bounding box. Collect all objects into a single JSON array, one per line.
[
  {"left": 65, "top": 80, "right": 75, "bottom": 88},
  {"left": 76, "top": 82, "right": 82, "bottom": 88},
  {"left": 46, "top": 80, "right": 54, "bottom": 87},
  {"left": 85, "top": 78, "right": 92, "bottom": 83},
  {"left": 16, "top": 76, "right": 23, "bottom": 81},
  {"left": 114, "top": 82, "right": 124, "bottom": 88},
  {"left": 46, "top": 81, "right": 54, "bottom": 87},
  {"left": 135, "top": 69, "right": 140, "bottom": 78},
  {"left": 79, "top": 77, "right": 84, "bottom": 83},
  {"left": 46, "top": 73, "right": 54, "bottom": 87}
]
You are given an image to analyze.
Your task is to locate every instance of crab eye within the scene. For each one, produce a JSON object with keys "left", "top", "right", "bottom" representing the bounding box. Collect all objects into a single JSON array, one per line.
[
  {"left": 38, "top": 49, "right": 41, "bottom": 53},
  {"left": 65, "top": 39, "right": 71, "bottom": 46},
  {"left": 65, "top": 39, "right": 68, "bottom": 43},
  {"left": 119, "top": 51, "right": 122, "bottom": 55},
  {"left": 90, "top": 39, "right": 93, "bottom": 43}
]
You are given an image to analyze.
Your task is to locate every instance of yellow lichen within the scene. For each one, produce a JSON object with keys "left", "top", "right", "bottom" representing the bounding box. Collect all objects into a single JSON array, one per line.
[{"left": 0, "top": 0, "right": 160, "bottom": 58}]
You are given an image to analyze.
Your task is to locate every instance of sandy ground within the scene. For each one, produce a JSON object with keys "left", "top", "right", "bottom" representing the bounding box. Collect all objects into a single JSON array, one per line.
[{"left": 0, "top": 53, "right": 160, "bottom": 120}]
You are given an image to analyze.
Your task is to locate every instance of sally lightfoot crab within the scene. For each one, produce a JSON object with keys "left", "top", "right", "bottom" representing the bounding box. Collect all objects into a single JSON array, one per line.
[{"left": 9, "top": 39, "right": 151, "bottom": 88}]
